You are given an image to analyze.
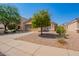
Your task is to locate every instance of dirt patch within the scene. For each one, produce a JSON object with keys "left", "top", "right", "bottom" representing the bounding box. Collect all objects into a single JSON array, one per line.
[{"left": 16, "top": 32, "right": 79, "bottom": 51}]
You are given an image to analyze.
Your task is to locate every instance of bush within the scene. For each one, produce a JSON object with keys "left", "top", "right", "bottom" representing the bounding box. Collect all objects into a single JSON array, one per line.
[
  {"left": 8, "top": 24, "right": 16, "bottom": 30},
  {"left": 58, "top": 38, "right": 67, "bottom": 45},
  {"left": 56, "top": 26, "right": 66, "bottom": 37}
]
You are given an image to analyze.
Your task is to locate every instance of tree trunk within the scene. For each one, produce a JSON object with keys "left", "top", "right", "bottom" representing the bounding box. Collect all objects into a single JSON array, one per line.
[
  {"left": 4, "top": 25, "right": 7, "bottom": 33},
  {"left": 41, "top": 27, "right": 43, "bottom": 35}
]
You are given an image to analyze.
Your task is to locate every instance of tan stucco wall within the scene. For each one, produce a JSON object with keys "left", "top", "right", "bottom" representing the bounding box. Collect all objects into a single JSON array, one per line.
[
  {"left": 26, "top": 20, "right": 32, "bottom": 24},
  {"left": 19, "top": 20, "right": 26, "bottom": 31},
  {"left": 51, "top": 23, "right": 56, "bottom": 31},
  {"left": 0, "top": 24, "right": 4, "bottom": 28},
  {"left": 66, "top": 21, "right": 77, "bottom": 32},
  {"left": 19, "top": 19, "right": 57, "bottom": 32}
]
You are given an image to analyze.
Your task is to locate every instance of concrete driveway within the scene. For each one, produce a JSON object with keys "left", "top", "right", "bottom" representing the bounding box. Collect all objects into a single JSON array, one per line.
[{"left": 0, "top": 32, "right": 79, "bottom": 56}]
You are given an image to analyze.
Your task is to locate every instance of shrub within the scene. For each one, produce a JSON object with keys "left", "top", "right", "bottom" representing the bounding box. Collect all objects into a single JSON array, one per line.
[
  {"left": 56, "top": 26, "right": 67, "bottom": 45},
  {"left": 56, "top": 26, "right": 66, "bottom": 37},
  {"left": 8, "top": 24, "right": 16, "bottom": 30},
  {"left": 58, "top": 38, "right": 67, "bottom": 45}
]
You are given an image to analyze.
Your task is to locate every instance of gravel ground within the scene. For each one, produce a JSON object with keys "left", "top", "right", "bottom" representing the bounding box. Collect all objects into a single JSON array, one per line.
[{"left": 16, "top": 32, "right": 79, "bottom": 51}]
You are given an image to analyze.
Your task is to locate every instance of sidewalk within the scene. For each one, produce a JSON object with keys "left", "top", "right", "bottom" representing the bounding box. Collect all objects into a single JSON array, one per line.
[{"left": 0, "top": 32, "right": 79, "bottom": 56}]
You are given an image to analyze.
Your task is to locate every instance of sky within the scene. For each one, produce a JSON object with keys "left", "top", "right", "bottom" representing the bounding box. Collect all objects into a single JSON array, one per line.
[{"left": 3, "top": 3, "right": 79, "bottom": 25}]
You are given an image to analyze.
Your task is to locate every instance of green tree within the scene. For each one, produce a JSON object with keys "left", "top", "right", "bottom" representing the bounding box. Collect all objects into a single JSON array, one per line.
[
  {"left": 0, "top": 5, "right": 20, "bottom": 33},
  {"left": 32, "top": 10, "right": 51, "bottom": 35}
]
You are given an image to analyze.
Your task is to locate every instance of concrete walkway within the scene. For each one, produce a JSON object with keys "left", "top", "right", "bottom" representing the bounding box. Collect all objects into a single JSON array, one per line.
[{"left": 0, "top": 32, "right": 79, "bottom": 56}]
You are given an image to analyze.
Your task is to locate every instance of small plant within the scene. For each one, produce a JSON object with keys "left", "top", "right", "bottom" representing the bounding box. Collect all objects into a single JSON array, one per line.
[
  {"left": 56, "top": 26, "right": 67, "bottom": 45},
  {"left": 56, "top": 26, "right": 66, "bottom": 38},
  {"left": 58, "top": 38, "right": 67, "bottom": 45}
]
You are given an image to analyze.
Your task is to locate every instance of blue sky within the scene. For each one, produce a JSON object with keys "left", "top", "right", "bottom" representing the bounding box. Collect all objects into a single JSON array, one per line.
[{"left": 4, "top": 3, "right": 79, "bottom": 24}]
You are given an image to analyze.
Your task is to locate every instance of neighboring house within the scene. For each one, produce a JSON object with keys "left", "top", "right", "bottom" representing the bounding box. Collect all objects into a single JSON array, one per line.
[
  {"left": 18, "top": 17, "right": 33, "bottom": 31},
  {"left": 18, "top": 17, "right": 57, "bottom": 32},
  {"left": 50, "top": 22, "right": 57, "bottom": 31},
  {"left": 63, "top": 18, "right": 79, "bottom": 33},
  {"left": 43, "top": 22, "right": 57, "bottom": 32},
  {"left": 18, "top": 17, "right": 29, "bottom": 31}
]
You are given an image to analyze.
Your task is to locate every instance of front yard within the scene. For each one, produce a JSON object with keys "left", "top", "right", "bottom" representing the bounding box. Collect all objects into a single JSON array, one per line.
[{"left": 16, "top": 31, "right": 79, "bottom": 51}]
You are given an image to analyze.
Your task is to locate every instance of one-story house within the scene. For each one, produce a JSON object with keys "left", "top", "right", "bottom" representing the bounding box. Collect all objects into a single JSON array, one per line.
[
  {"left": 0, "top": 17, "right": 57, "bottom": 32},
  {"left": 18, "top": 17, "right": 57, "bottom": 32},
  {"left": 63, "top": 18, "right": 79, "bottom": 33}
]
